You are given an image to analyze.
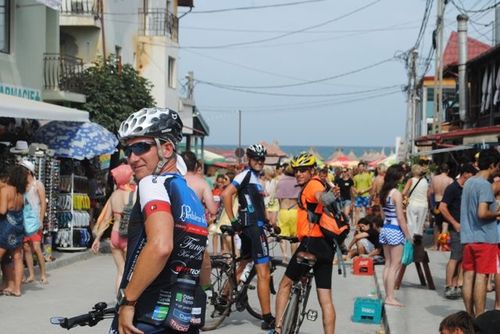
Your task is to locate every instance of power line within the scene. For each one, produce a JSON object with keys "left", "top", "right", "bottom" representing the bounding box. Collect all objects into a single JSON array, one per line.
[
  {"left": 180, "top": 20, "right": 421, "bottom": 34},
  {"left": 451, "top": 0, "right": 499, "bottom": 13},
  {"left": 197, "top": 83, "right": 402, "bottom": 98},
  {"left": 195, "top": 57, "right": 395, "bottom": 90},
  {"left": 199, "top": 90, "right": 403, "bottom": 114},
  {"left": 181, "top": 0, "right": 382, "bottom": 49},
  {"left": 180, "top": 0, "right": 325, "bottom": 14}
]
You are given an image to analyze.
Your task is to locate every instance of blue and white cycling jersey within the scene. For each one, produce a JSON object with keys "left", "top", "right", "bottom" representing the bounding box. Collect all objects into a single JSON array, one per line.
[
  {"left": 111, "top": 173, "right": 208, "bottom": 330},
  {"left": 232, "top": 169, "right": 267, "bottom": 226}
]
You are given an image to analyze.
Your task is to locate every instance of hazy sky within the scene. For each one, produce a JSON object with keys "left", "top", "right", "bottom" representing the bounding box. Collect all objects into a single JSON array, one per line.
[{"left": 177, "top": 0, "right": 495, "bottom": 147}]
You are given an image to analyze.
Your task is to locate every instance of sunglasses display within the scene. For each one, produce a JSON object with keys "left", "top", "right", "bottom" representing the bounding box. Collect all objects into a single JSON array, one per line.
[{"left": 124, "top": 142, "right": 154, "bottom": 157}]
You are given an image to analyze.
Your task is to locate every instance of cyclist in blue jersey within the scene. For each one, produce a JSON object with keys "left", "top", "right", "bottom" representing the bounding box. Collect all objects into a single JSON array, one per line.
[
  {"left": 221, "top": 144, "right": 276, "bottom": 330},
  {"left": 111, "top": 108, "right": 208, "bottom": 334}
]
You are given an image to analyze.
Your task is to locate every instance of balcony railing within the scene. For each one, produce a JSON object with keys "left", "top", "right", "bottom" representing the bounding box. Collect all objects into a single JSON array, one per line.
[
  {"left": 43, "top": 53, "right": 84, "bottom": 93},
  {"left": 138, "top": 9, "right": 179, "bottom": 42},
  {"left": 61, "top": 0, "right": 100, "bottom": 16}
]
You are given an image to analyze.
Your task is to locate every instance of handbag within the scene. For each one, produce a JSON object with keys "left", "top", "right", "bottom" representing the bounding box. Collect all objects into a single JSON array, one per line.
[
  {"left": 118, "top": 191, "right": 135, "bottom": 237},
  {"left": 23, "top": 196, "right": 41, "bottom": 236},
  {"left": 401, "top": 240, "right": 414, "bottom": 266}
]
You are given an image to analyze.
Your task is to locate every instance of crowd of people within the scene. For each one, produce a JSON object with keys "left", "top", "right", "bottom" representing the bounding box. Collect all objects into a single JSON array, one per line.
[
  {"left": 0, "top": 160, "right": 48, "bottom": 297},
  {"left": 3, "top": 106, "right": 500, "bottom": 334}
]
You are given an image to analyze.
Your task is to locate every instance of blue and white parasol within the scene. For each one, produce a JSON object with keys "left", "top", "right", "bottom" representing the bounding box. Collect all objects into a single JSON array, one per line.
[{"left": 34, "top": 121, "right": 118, "bottom": 160}]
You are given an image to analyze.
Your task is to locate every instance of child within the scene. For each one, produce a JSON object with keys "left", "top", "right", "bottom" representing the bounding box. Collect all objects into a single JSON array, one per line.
[{"left": 345, "top": 217, "right": 381, "bottom": 260}]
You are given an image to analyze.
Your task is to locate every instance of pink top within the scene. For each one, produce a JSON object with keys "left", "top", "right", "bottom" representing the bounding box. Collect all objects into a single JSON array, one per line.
[{"left": 276, "top": 175, "right": 300, "bottom": 199}]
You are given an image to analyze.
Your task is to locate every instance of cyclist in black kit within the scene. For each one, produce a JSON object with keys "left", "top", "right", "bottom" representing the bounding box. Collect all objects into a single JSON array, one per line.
[
  {"left": 111, "top": 108, "right": 208, "bottom": 334},
  {"left": 221, "top": 144, "right": 276, "bottom": 330}
]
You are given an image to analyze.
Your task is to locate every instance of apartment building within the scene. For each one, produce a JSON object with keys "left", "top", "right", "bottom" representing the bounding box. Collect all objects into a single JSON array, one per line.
[{"left": 59, "top": 0, "right": 207, "bottom": 149}]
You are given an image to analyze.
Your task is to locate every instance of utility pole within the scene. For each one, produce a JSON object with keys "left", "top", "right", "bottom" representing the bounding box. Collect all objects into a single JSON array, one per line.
[
  {"left": 238, "top": 110, "right": 242, "bottom": 163},
  {"left": 405, "top": 48, "right": 418, "bottom": 159},
  {"left": 457, "top": 15, "right": 468, "bottom": 126},
  {"left": 432, "top": 0, "right": 447, "bottom": 134}
]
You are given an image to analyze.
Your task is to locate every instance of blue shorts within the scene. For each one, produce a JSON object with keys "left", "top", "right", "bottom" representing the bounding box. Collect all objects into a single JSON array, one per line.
[
  {"left": 379, "top": 225, "right": 405, "bottom": 246},
  {"left": 240, "top": 223, "right": 270, "bottom": 264},
  {"left": 354, "top": 196, "right": 370, "bottom": 208}
]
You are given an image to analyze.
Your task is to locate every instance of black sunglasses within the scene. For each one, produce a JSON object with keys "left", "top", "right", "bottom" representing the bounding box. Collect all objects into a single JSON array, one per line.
[
  {"left": 250, "top": 156, "right": 266, "bottom": 162},
  {"left": 294, "top": 167, "right": 310, "bottom": 174},
  {"left": 124, "top": 141, "right": 155, "bottom": 158}
]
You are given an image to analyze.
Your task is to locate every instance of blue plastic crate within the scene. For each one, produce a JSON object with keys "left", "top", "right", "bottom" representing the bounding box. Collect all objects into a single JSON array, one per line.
[{"left": 352, "top": 297, "right": 383, "bottom": 324}]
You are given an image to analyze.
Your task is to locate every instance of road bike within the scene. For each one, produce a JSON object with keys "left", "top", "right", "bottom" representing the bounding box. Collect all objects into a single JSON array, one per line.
[
  {"left": 202, "top": 225, "right": 287, "bottom": 331},
  {"left": 50, "top": 302, "right": 115, "bottom": 329},
  {"left": 279, "top": 249, "right": 319, "bottom": 334}
]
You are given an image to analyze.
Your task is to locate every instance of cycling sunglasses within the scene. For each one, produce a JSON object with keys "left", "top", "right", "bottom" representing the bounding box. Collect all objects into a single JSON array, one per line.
[
  {"left": 294, "top": 167, "right": 311, "bottom": 174},
  {"left": 250, "top": 156, "right": 266, "bottom": 162},
  {"left": 124, "top": 141, "right": 155, "bottom": 158}
]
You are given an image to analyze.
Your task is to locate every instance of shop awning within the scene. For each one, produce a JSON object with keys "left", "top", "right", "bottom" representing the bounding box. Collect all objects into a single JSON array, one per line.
[
  {"left": 414, "top": 145, "right": 473, "bottom": 156},
  {"left": 0, "top": 93, "right": 89, "bottom": 122}
]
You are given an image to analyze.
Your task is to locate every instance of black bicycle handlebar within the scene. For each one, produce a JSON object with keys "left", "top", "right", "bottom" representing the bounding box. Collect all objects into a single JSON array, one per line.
[
  {"left": 269, "top": 232, "right": 299, "bottom": 243},
  {"left": 50, "top": 302, "right": 115, "bottom": 329}
]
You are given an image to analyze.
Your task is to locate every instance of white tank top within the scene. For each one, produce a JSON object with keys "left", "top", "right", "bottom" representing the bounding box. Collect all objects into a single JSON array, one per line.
[
  {"left": 25, "top": 180, "right": 42, "bottom": 215},
  {"left": 408, "top": 177, "right": 428, "bottom": 207}
]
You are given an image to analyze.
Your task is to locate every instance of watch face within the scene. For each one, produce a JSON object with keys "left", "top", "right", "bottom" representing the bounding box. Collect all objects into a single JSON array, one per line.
[{"left": 117, "top": 289, "right": 125, "bottom": 304}]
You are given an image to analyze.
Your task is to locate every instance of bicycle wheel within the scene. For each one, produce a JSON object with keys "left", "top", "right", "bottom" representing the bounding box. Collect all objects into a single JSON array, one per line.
[
  {"left": 245, "top": 259, "right": 287, "bottom": 320},
  {"left": 293, "top": 279, "right": 313, "bottom": 334},
  {"left": 281, "top": 289, "right": 300, "bottom": 334},
  {"left": 202, "top": 260, "right": 234, "bottom": 331}
]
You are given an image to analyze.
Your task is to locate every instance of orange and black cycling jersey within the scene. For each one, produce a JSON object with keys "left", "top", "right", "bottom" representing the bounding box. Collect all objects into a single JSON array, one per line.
[{"left": 297, "top": 176, "right": 325, "bottom": 240}]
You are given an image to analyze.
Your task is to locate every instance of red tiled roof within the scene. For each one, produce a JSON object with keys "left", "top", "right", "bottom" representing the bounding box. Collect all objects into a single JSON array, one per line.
[{"left": 442, "top": 31, "right": 490, "bottom": 67}]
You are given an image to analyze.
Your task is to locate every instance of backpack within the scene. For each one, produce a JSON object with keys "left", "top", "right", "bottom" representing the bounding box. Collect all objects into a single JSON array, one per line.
[
  {"left": 298, "top": 178, "right": 350, "bottom": 245},
  {"left": 298, "top": 178, "right": 350, "bottom": 277}
]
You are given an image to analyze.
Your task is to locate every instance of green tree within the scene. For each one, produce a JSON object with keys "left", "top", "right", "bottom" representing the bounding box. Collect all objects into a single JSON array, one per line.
[{"left": 79, "top": 55, "right": 155, "bottom": 133}]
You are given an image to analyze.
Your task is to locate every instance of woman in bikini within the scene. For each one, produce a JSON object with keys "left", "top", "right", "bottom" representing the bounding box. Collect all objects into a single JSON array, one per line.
[
  {"left": 91, "top": 164, "right": 136, "bottom": 293},
  {"left": 379, "top": 165, "right": 412, "bottom": 307},
  {"left": 0, "top": 165, "right": 29, "bottom": 297}
]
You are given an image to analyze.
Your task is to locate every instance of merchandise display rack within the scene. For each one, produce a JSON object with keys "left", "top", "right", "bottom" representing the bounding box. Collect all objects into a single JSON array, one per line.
[{"left": 55, "top": 174, "right": 91, "bottom": 251}]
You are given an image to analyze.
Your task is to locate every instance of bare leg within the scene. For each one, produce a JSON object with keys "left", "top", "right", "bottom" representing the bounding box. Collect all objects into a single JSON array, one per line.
[
  {"left": 110, "top": 247, "right": 126, "bottom": 294},
  {"left": 279, "top": 240, "right": 288, "bottom": 261},
  {"left": 199, "top": 250, "right": 212, "bottom": 289},
  {"left": 383, "top": 244, "right": 404, "bottom": 306},
  {"left": 317, "top": 288, "right": 335, "bottom": 334},
  {"left": 6, "top": 247, "right": 23, "bottom": 295},
  {"left": 495, "top": 273, "right": 500, "bottom": 310},
  {"left": 211, "top": 234, "right": 219, "bottom": 255},
  {"left": 22, "top": 242, "right": 35, "bottom": 282},
  {"left": 32, "top": 241, "right": 47, "bottom": 283},
  {"left": 255, "top": 262, "right": 272, "bottom": 315},
  {"left": 462, "top": 270, "right": 475, "bottom": 316},
  {"left": 274, "top": 275, "right": 293, "bottom": 333},
  {"left": 474, "top": 273, "right": 488, "bottom": 316},
  {"left": 445, "top": 259, "right": 458, "bottom": 287}
]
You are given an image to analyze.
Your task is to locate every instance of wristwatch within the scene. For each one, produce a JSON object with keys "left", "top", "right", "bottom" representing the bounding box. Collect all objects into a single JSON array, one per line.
[{"left": 117, "top": 289, "right": 137, "bottom": 307}]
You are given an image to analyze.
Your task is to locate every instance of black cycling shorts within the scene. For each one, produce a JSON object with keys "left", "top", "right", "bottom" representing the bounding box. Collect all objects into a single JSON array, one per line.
[
  {"left": 240, "top": 223, "right": 270, "bottom": 264},
  {"left": 285, "top": 237, "right": 335, "bottom": 289}
]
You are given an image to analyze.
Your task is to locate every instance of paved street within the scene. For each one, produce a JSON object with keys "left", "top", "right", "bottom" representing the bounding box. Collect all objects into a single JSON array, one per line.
[{"left": 0, "top": 250, "right": 384, "bottom": 334}]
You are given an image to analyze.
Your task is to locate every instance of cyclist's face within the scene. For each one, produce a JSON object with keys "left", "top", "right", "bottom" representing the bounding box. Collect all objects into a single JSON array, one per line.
[
  {"left": 294, "top": 167, "right": 313, "bottom": 185},
  {"left": 249, "top": 157, "right": 265, "bottom": 172}
]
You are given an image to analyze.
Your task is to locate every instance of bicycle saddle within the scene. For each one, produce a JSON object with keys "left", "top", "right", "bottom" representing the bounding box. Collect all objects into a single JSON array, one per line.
[
  {"left": 220, "top": 225, "right": 235, "bottom": 236},
  {"left": 296, "top": 251, "right": 317, "bottom": 267}
]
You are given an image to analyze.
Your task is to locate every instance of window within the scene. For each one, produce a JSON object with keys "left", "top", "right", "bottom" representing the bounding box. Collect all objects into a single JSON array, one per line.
[
  {"left": 168, "top": 56, "right": 176, "bottom": 88},
  {"left": 0, "top": 0, "right": 10, "bottom": 53}
]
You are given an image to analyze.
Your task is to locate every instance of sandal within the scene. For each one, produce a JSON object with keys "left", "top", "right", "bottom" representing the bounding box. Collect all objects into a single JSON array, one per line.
[
  {"left": 3, "top": 290, "right": 21, "bottom": 297},
  {"left": 22, "top": 277, "right": 34, "bottom": 284}
]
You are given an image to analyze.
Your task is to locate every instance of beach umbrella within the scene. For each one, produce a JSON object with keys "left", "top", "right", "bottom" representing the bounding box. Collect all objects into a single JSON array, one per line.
[
  {"left": 327, "top": 154, "right": 350, "bottom": 167},
  {"left": 34, "top": 121, "right": 118, "bottom": 160},
  {"left": 203, "top": 149, "right": 226, "bottom": 165}
]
